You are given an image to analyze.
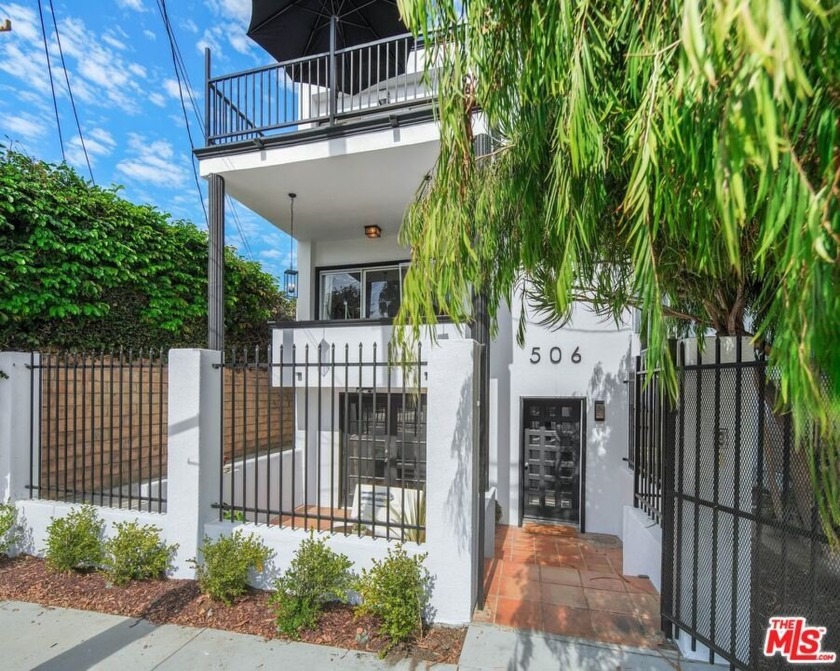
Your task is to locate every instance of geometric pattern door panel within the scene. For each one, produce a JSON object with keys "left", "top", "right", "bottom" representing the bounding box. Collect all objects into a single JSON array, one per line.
[{"left": 522, "top": 398, "right": 582, "bottom": 524}]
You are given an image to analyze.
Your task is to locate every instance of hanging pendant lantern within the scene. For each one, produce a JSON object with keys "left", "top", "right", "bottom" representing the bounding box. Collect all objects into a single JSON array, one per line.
[{"left": 283, "top": 193, "right": 298, "bottom": 297}]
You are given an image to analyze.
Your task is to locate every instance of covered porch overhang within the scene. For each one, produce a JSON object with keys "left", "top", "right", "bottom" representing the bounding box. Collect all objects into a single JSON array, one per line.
[{"left": 197, "top": 120, "right": 439, "bottom": 240}]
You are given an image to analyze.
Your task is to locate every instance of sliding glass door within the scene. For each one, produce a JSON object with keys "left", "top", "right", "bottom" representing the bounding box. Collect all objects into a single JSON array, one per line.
[{"left": 320, "top": 263, "right": 409, "bottom": 320}]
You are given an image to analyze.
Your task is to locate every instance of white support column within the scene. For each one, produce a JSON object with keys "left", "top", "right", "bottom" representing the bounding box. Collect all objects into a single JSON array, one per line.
[
  {"left": 424, "top": 339, "right": 479, "bottom": 624},
  {"left": 166, "top": 349, "right": 221, "bottom": 577},
  {"left": 0, "top": 352, "right": 38, "bottom": 503}
]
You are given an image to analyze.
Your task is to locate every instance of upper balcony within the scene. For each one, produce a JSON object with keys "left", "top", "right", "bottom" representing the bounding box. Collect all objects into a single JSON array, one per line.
[
  {"left": 195, "top": 32, "right": 442, "bottom": 240},
  {"left": 198, "top": 32, "right": 438, "bottom": 152}
]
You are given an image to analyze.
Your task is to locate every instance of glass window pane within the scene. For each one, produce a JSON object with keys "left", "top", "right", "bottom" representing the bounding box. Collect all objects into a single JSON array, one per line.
[
  {"left": 321, "top": 271, "right": 361, "bottom": 320},
  {"left": 365, "top": 267, "right": 401, "bottom": 318}
]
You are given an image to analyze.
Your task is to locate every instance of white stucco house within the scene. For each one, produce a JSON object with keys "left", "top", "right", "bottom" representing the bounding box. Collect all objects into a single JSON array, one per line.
[
  {"left": 1, "top": 9, "right": 828, "bottom": 667},
  {"left": 196, "top": 31, "right": 642, "bottom": 532},
  {"left": 192, "top": 13, "right": 662, "bottom": 624}
]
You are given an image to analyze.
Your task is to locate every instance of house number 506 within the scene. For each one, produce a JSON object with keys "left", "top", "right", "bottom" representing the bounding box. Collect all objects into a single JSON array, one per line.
[{"left": 529, "top": 346, "right": 581, "bottom": 365}]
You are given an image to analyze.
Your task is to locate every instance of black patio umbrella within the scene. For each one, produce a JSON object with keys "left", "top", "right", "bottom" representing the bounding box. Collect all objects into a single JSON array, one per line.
[{"left": 247, "top": 0, "right": 413, "bottom": 94}]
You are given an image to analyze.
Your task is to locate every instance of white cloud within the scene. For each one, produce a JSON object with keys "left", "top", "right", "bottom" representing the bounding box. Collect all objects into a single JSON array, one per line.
[
  {"left": 201, "top": 0, "right": 259, "bottom": 60},
  {"left": 115, "top": 133, "right": 190, "bottom": 188},
  {"left": 101, "top": 34, "right": 128, "bottom": 50},
  {"left": 206, "top": 0, "right": 250, "bottom": 24},
  {"left": 0, "top": 9, "right": 152, "bottom": 115},
  {"left": 128, "top": 63, "right": 147, "bottom": 78},
  {"left": 180, "top": 19, "right": 198, "bottom": 34},
  {"left": 88, "top": 127, "right": 116, "bottom": 147},
  {"left": 143, "top": 29, "right": 156, "bottom": 40},
  {"left": 0, "top": 42, "right": 51, "bottom": 96},
  {"left": 0, "top": 3, "right": 40, "bottom": 42},
  {"left": 259, "top": 249, "right": 289, "bottom": 261},
  {"left": 52, "top": 17, "right": 151, "bottom": 113},
  {"left": 196, "top": 27, "right": 222, "bottom": 57},
  {"left": 116, "top": 0, "right": 147, "bottom": 11},
  {"left": 148, "top": 92, "right": 166, "bottom": 107},
  {"left": 0, "top": 113, "right": 48, "bottom": 141},
  {"left": 64, "top": 128, "right": 115, "bottom": 168},
  {"left": 162, "top": 78, "right": 198, "bottom": 101}
]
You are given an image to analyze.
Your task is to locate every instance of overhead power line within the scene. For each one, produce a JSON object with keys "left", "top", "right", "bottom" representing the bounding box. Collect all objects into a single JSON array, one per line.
[
  {"left": 48, "top": 0, "right": 94, "bottom": 184},
  {"left": 36, "top": 0, "right": 65, "bottom": 162},
  {"left": 156, "top": 0, "right": 255, "bottom": 262},
  {"left": 228, "top": 196, "right": 255, "bottom": 261},
  {"left": 156, "top": 0, "right": 208, "bottom": 228}
]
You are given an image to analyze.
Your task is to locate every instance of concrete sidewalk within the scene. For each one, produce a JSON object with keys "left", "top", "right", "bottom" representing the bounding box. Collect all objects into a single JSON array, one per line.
[
  {"left": 0, "top": 601, "right": 455, "bottom": 671},
  {"left": 460, "top": 624, "right": 724, "bottom": 670},
  {"left": 0, "top": 600, "right": 723, "bottom": 670}
]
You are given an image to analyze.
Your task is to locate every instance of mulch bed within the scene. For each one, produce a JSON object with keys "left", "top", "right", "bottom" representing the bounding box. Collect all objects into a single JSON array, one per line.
[{"left": 0, "top": 555, "right": 464, "bottom": 665}]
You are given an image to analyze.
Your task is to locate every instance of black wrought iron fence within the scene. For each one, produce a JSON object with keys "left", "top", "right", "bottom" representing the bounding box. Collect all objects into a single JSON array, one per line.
[
  {"left": 661, "top": 338, "right": 840, "bottom": 670},
  {"left": 216, "top": 343, "right": 427, "bottom": 543},
  {"left": 28, "top": 350, "right": 168, "bottom": 513},
  {"left": 632, "top": 353, "right": 669, "bottom": 524}
]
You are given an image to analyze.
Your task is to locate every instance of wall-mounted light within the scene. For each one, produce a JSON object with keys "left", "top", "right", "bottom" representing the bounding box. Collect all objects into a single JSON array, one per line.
[{"left": 364, "top": 225, "right": 381, "bottom": 239}]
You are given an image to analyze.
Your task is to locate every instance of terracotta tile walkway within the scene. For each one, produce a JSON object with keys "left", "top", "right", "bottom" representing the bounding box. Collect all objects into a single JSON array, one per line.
[{"left": 475, "top": 524, "right": 664, "bottom": 648}]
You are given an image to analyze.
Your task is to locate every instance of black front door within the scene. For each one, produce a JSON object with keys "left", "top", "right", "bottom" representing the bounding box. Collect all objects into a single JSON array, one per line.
[{"left": 522, "top": 398, "right": 583, "bottom": 524}]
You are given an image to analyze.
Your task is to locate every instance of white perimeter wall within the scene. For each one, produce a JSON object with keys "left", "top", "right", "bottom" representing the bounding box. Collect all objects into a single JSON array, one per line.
[
  {"left": 502, "top": 301, "right": 637, "bottom": 538},
  {"left": 1, "top": 344, "right": 480, "bottom": 625}
]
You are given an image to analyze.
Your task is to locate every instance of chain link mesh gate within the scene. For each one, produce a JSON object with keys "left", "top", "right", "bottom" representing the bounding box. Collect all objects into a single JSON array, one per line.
[{"left": 660, "top": 338, "right": 840, "bottom": 670}]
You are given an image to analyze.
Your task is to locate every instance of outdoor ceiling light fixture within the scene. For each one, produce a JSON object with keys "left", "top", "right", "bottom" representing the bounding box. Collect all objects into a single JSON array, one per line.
[
  {"left": 364, "top": 225, "right": 381, "bottom": 239},
  {"left": 283, "top": 193, "right": 298, "bottom": 297}
]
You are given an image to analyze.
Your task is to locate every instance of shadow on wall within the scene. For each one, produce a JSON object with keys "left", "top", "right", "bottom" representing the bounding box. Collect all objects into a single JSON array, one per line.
[
  {"left": 444, "top": 373, "right": 476, "bottom": 555},
  {"left": 584, "top": 351, "right": 633, "bottom": 532}
]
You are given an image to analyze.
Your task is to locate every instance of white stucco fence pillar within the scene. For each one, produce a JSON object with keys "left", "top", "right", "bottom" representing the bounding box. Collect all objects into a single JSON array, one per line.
[
  {"left": 0, "top": 352, "right": 38, "bottom": 504},
  {"left": 166, "top": 348, "right": 222, "bottom": 577},
  {"left": 424, "top": 339, "right": 480, "bottom": 624}
]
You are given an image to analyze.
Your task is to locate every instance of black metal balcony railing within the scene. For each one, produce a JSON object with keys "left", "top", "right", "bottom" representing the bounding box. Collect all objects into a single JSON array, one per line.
[{"left": 204, "top": 33, "right": 437, "bottom": 146}]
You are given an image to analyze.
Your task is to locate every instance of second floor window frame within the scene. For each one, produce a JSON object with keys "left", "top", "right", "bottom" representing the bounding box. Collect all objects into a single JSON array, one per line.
[{"left": 317, "top": 260, "right": 410, "bottom": 321}]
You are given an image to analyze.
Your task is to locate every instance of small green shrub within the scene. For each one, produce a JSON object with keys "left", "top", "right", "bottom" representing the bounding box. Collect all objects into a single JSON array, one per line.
[
  {"left": 222, "top": 509, "right": 246, "bottom": 522},
  {"left": 354, "top": 544, "right": 430, "bottom": 651},
  {"left": 0, "top": 502, "right": 18, "bottom": 556},
  {"left": 190, "top": 531, "right": 271, "bottom": 605},
  {"left": 44, "top": 505, "right": 104, "bottom": 572},
  {"left": 270, "top": 532, "right": 353, "bottom": 637},
  {"left": 104, "top": 521, "right": 178, "bottom": 585}
]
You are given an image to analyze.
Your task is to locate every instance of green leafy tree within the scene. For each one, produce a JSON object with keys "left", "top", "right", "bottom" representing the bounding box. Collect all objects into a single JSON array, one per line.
[
  {"left": 396, "top": 2, "right": 839, "bottom": 540},
  {"left": 0, "top": 148, "right": 293, "bottom": 351}
]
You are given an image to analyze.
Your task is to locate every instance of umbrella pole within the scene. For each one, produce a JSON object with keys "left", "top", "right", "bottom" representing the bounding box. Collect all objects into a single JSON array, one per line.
[{"left": 329, "top": 14, "right": 337, "bottom": 125}]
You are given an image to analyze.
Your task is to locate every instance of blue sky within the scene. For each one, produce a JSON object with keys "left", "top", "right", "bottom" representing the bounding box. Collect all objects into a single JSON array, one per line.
[{"left": 0, "top": 0, "right": 292, "bottom": 281}]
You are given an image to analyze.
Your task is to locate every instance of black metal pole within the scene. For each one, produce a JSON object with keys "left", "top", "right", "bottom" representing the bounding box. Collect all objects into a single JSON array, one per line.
[
  {"left": 204, "top": 47, "right": 211, "bottom": 145},
  {"left": 208, "top": 174, "right": 225, "bottom": 351},
  {"left": 329, "top": 15, "right": 337, "bottom": 126},
  {"left": 471, "top": 133, "right": 493, "bottom": 611}
]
